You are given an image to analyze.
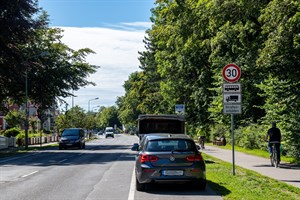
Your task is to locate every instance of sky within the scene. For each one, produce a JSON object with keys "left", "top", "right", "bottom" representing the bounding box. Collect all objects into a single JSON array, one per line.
[{"left": 38, "top": 0, "right": 155, "bottom": 112}]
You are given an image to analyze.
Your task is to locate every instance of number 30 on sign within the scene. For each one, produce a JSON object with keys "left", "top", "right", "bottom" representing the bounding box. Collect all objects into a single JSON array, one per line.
[{"left": 222, "top": 63, "right": 241, "bottom": 83}]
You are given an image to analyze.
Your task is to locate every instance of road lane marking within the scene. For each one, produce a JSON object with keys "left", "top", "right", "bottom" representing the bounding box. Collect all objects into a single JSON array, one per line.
[
  {"left": 128, "top": 166, "right": 135, "bottom": 200},
  {"left": 21, "top": 171, "right": 38, "bottom": 178}
]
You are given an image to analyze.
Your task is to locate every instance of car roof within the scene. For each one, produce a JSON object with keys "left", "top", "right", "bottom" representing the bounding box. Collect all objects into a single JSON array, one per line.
[
  {"left": 144, "top": 134, "right": 192, "bottom": 141},
  {"left": 64, "top": 128, "right": 82, "bottom": 130}
]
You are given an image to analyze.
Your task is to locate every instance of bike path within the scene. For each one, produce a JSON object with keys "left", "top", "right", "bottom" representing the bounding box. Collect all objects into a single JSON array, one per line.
[{"left": 202, "top": 145, "right": 300, "bottom": 188}]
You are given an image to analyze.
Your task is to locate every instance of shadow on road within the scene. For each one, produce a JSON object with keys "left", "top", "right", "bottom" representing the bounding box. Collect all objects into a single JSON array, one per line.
[{"left": 0, "top": 144, "right": 136, "bottom": 167}]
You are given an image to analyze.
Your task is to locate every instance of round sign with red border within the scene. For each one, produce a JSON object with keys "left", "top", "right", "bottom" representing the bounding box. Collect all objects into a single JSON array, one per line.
[{"left": 222, "top": 63, "right": 241, "bottom": 83}]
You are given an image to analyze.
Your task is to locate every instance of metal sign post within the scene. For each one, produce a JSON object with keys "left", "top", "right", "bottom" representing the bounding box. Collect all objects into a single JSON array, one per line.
[
  {"left": 222, "top": 63, "right": 241, "bottom": 176},
  {"left": 231, "top": 114, "right": 235, "bottom": 175}
]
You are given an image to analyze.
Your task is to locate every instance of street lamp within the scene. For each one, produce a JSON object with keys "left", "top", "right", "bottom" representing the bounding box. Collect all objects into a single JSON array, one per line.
[
  {"left": 24, "top": 51, "right": 49, "bottom": 150},
  {"left": 92, "top": 105, "right": 100, "bottom": 112},
  {"left": 88, "top": 97, "right": 99, "bottom": 112}
]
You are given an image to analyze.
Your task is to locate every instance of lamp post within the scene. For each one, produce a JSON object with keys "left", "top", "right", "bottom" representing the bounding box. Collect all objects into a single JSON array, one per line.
[
  {"left": 92, "top": 105, "right": 100, "bottom": 112},
  {"left": 88, "top": 97, "right": 99, "bottom": 112},
  {"left": 24, "top": 51, "right": 49, "bottom": 150}
]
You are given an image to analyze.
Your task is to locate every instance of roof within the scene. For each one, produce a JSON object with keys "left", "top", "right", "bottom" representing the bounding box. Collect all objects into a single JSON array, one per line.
[{"left": 138, "top": 114, "right": 185, "bottom": 121}]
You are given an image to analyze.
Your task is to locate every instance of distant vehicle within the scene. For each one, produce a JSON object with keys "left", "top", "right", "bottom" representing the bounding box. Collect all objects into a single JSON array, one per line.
[
  {"left": 97, "top": 131, "right": 104, "bottom": 135},
  {"left": 137, "top": 114, "right": 185, "bottom": 140},
  {"left": 131, "top": 134, "right": 206, "bottom": 191},
  {"left": 226, "top": 95, "right": 239, "bottom": 102},
  {"left": 59, "top": 128, "right": 86, "bottom": 150},
  {"left": 104, "top": 127, "right": 114, "bottom": 138}
]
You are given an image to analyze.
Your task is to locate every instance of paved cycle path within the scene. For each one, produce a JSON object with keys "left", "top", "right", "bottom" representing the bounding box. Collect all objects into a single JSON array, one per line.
[{"left": 202, "top": 145, "right": 300, "bottom": 188}]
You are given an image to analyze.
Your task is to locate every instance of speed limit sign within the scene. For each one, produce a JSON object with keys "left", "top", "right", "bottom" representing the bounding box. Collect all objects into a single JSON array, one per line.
[{"left": 222, "top": 63, "right": 241, "bottom": 83}]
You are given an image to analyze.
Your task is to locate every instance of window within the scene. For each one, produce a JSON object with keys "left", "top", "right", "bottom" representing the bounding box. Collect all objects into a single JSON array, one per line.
[{"left": 146, "top": 139, "right": 196, "bottom": 152}]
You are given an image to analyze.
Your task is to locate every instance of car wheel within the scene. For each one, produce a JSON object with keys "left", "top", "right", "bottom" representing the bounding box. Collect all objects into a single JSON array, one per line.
[{"left": 136, "top": 178, "right": 146, "bottom": 191}]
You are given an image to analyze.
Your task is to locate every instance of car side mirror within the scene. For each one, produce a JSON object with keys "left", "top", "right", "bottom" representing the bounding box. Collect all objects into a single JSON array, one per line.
[{"left": 131, "top": 143, "right": 139, "bottom": 151}]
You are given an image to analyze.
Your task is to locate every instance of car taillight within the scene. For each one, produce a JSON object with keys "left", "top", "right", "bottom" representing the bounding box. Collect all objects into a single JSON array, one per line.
[
  {"left": 186, "top": 154, "right": 203, "bottom": 162},
  {"left": 140, "top": 154, "right": 159, "bottom": 163}
]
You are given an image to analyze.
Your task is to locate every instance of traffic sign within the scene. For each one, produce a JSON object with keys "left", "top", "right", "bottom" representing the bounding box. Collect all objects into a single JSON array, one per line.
[
  {"left": 223, "top": 94, "right": 242, "bottom": 104},
  {"left": 223, "top": 83, "right": 241, "bottom": 93},
  {"left": 175, "top": 104, "right": 185, "bottom": 114},
  {"left": 224, "top": 104, "right": 242, "bottom": 114},
  {"left": 222, "top": 63, "right": 241, "bottom": 83}
]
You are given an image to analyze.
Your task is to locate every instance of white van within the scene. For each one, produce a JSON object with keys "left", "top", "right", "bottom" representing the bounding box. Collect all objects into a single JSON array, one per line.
[{"left": 105, "top": 127, "right": 114, "bottom": 138}]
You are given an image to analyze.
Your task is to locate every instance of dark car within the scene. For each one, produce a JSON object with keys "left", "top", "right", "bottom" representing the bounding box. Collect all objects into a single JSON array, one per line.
[
  {"left": 59, "top": 128, "right": 86, "bottom": 150},
  {"left": 131, "top": 134, "right": 206, "bottom": 191}
]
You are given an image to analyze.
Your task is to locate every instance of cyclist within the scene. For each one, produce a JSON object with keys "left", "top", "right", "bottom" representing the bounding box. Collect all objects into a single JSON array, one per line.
[
  {"left": 199, "top": 135, "right": 205, "bottom": 149},
  {"left": 265, "top": 122, "right": 281, "bottom": 163}
]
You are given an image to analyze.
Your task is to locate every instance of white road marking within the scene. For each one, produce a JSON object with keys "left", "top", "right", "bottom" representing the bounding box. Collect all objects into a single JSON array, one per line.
[
  {"left": 128, "top": 166, "right": 136, "bottom": 200},
  {"left": 21, "top": 171, "right": 38, "bottom": 178}
]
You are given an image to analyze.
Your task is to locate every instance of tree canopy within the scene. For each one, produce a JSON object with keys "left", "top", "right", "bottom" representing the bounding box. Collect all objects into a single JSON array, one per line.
[
  {"left": 0, "top": 0, "right": 98, "bottom": 115},
  {"left": 117, "top": 0, "right": 300, "bottom": 159}
]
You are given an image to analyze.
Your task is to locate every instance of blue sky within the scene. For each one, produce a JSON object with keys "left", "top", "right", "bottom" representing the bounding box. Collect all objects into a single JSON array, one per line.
[
  {"left": 38, "top": 0, "right": 155, "bottom": 111},
  {"left": 40, "top": 0, "right": 154, "bottom": 27}
]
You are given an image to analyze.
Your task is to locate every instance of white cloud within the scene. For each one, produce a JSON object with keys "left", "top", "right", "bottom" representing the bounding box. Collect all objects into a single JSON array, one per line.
[{"left": 58, "top": 24, "right": 148, "bottom": 111}]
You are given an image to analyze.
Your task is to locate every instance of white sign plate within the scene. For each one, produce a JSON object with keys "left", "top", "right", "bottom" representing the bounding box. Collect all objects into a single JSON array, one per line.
[
  {"left": 223, "top": 83, "right": 241, "bottom": 93},
  {"left": 224, "top": 104, "right": 242, "bottom": 114},
  {"left": 223, "top": 94, "right": 242, "bottom": 103}
]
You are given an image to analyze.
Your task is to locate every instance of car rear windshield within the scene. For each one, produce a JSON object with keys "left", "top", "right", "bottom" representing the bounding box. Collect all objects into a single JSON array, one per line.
[
  {"left": 146, "top": 139, "right": 196, "bottom": 152},
  {"left": 62, "top": 129, "right": 80, "bottom": 136},
  {"left": 139, "top": 120, "right": 184, "bottom": 134}
]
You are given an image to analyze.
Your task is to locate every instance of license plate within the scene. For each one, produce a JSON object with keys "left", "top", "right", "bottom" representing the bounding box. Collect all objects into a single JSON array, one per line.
[{"left": 162, "top": 170, "right": 183, "bottom": 176}]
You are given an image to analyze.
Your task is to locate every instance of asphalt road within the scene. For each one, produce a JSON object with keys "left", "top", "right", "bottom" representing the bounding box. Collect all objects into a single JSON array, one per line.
[{"left": 0, "top": 134, "right": 222, "bottom": 200}]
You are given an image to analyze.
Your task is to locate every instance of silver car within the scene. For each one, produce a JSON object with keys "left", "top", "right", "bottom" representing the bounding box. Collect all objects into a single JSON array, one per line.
[{"left": 131, "top": 134, "right": 206, "bottom": 191}]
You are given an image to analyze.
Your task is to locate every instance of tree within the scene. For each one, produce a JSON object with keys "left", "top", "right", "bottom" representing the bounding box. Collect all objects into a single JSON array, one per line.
[
  {"left": 0, "top": 0, "right": 45, "bottom": 112},
  {"left": 0, "top": 2, "right": 99, "bottom": 119},
  {"left": 4, "top": 111, "right": 25, "bottom": 129},
  {"left": 55, "top": 106, "right": 87, "bottom": 131},
  {"left": 96, "top": 106, "right": 121, "bottom": 129}
]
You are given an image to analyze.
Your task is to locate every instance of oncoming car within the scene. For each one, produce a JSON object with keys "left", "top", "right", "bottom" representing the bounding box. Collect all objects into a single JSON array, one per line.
[
  {"left": 131, "top": 134, "right": 206, "bottom": 191},
  {"left": 59, "top": 128, "right": 86, "bottom": 150}
]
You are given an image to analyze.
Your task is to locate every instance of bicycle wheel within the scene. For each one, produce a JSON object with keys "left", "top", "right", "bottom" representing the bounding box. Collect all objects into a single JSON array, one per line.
[
  {"left": 270, "top": 152, "right": 274, "bottom": 166},
  {"left": 272, "top": 146, "right": 278, "bottom": 168},
  {"left": 274, "top": 150, "right": 278, "bottom": 168}
]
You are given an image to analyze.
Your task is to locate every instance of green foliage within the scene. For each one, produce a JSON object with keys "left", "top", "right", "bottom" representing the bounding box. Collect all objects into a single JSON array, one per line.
[
  {"left": 235, "top": 124, "right": 266, "bottom": 150},
  {"left": 96, "top": 106, "right": 121, "bottom": 129},
  {"left": 4, "top": 128, "right": 21, "bottom": 138},
  {"left": 117, "top": 0, "right": 300, "bottom": 160},
  {"left": 4, "top": 111, "right": 25, "bottom": 129},
  {"left": 55, "top": 106, "right": 87, "bottom": 131}
]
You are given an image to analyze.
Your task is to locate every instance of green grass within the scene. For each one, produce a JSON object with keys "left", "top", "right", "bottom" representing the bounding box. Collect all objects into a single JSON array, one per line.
[{"left": 204, "top": 154, "right": 300, "bottom": 200}]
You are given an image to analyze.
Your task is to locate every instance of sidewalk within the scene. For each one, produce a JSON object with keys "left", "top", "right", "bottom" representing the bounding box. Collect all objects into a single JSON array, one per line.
[{"left": 202, "top": 145, "right": 300, "bottom": 188}]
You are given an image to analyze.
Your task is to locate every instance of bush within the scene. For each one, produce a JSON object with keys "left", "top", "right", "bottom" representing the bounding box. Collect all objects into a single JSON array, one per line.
[
  {"left": 235, "top": 124, "right": 266, "bottom": 150},
  {"left": 4, "top": 127, "right": 21, "bottom": 137},
  {"left": 209, "top": 124, "right": 228, "bottom": 142}
]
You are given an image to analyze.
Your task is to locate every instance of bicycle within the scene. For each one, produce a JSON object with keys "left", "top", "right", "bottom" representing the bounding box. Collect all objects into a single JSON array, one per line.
[{"left": 269, "top": 141, "right": 280, "bottom": 168}]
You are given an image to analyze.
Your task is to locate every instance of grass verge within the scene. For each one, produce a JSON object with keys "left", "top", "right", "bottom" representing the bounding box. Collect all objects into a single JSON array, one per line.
[{"left": 204, "top": 154, "right": 300, "bottom": 200}]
